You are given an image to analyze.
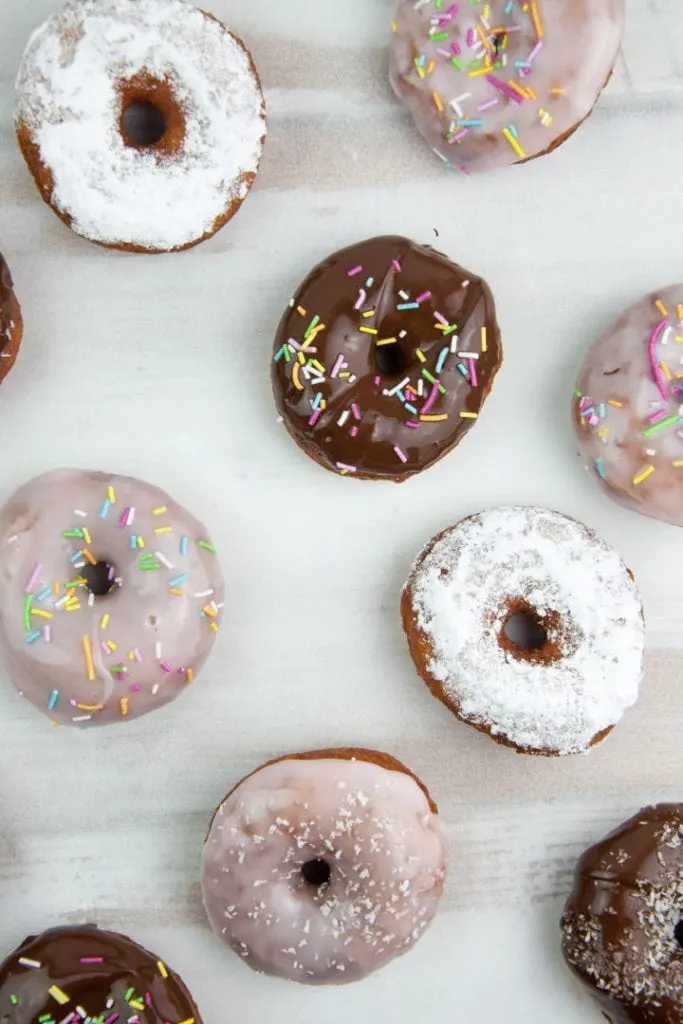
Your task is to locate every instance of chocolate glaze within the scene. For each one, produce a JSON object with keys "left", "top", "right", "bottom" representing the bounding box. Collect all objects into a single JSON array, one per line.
[
  {"left": 0, "top": 925, "right": 202, "bottom": 1023},
  {"left": 271, "top": 236, "right": 502, "bottom": 481},
  {"left": 561, "top": 804, "right": 683, "bottom": 1024},
  {"left": 0, "top": 252, "right": 22, "bottom": 383}
]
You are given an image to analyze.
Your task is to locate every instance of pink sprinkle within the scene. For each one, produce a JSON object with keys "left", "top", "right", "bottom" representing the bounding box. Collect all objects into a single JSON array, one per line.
[
  {"left": 406, "top": 421, "right": 420, "bottom": 429},
  {"left": 467, "top": 27, "right": 475, "bottom": 46},
  {"left": 461, "top": 280, "right": 470, "bottom": 288},
  {"left": 351, "top": 402, "right": 362, "bottom": 420},
  {"left": 105, "top": 1015, "right": 119, "bottom": 1024},
  {"left": 101, "top": 641, "right": 110, "bottom": 655},
  {"left": 25, "top": 563, "right": 42, "bottom": 594},
  {"left": 648, "top": 409, "right": 667, "bottom": 424},
  {"left": 392, "top": 259, "right": 402, "bottom": 272},
  {"left": 287, "top": 336, "right": 302, "bottom": 351},
  {"left": 350, "top": 426, "right": 359, "bottom": 438},
  {"left": 434, "top": 311, "right": 449, "bottom": 326},
  {"left": 449, "top": 129, "right": 468, "bottom": 144},
  {"left": 451, "top": 40, "right": 462, "bottom": 56},
  {"left": 394, "top": 445, "right": 408, "bottom": 463},
  {"left": 160, "top": 661, "right": 172, "bottom": 673},
  {"left": 416, "top": 291, "right": 431, "bottom": 303},
  {"left": 145, "top": 992, "right": 153, "bottom": 1007},
  {"left": 478, "top": 97, "right": 499, "bottom": 112},
  {"left": 347, "top": 265, "right": 363, "bottom": 277},
  {"left": 80, "top": 957, "right": 104, "bottom": 964},
  {"left": 330, "top": 354, "right": 345, "bottom": 378},
  {"left": 130, "top": 684, "right": 142, "bottom": 692},
  {"left": 118, "top": 507, "right": 130, "bottom": 528},
  {"left": 133, "top": 648, "right": 143, "bottom": 663},
  {"left": 469, "top": 358, "right": 478, "bottom": 388},
  {"left": 421, "top": 383, "right": 440, "bottom": 417},
  {"left": 374, "top": 375, "right": 381, "bottom": 388},
  {"left": 354, "top": 288, "right": 367, "bottom": 311},
  {"left": 486, "top": 73, "right": 525, "bottom": 104},
  {"left": 528, "top": 41, "right": 543, "bottom": 62},
  {"left": 43, "top": 626, "right": 51, "bottom": 643},
  {"left": 308, "top": 409, "right": 322, "bottom": 427},
  {"left": 336, "top": 463, "right": 357, "bottom": 473},
  {"left": 648, "top": 319, "right": 669, "bottom": 399}
]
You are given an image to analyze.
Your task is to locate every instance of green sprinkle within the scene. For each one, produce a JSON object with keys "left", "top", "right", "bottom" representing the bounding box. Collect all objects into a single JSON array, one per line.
[
  {"left": 642, "top": 415, "right": 681, "bottom": 437},
  {"left": 23, "top": 595, "right": 32, "bottom": 633},
  {"left": 422, "top": 369, "right": 437, "bottom": 385},
  {"left": 62, "top": 529, "right": 84, "bottom": 539},
  {"left": 198, "top": 541, "right": 217, "bottom": 554},
  {"left": 10, "top": 995, "right": 18, "bottom": 1005},
  {"left": 124, "top": 987, "right": 135, "bottom": 1002},
  {"left": 304, "top": 314, "right": 320, "bottom": 339}
]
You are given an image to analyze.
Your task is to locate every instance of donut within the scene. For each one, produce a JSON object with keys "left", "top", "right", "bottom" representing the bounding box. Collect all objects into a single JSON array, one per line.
[
  {"left": 562, "top": 804, "right": 683, "bottom": 1024},
  {"left": 401, "top": 506, "right": 644, "bottom": 756},
  {"left": 389, "top": 0, "right": 624, "bottom": 173},
  {"left": 0, "top": 924, "right": 203, "bottom": 1023},
  {"left": 271, "top": 236, "right": 502, "bottom": 481},
  {"left": 573, "top": 285, "right": 683, "bottom": 527},
  {"left": 201, "top": 747, "right": 446, "bottom": 984},
  {"left": 0, "top": 468, "right": 224, "bottom": 727},
  {"left": 0, "top": 253, "right": 22, "bottom": 385},
  {"left": 15, "top": 0, "right": 266, "bottom": 253}
]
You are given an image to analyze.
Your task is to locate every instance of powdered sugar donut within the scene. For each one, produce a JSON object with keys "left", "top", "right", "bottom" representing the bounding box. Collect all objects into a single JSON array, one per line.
[
  {"left": 201, "top": 748, "right": 446, "bottom": 985},
  {"left": 574, "top": 285, "right": 683, "bottom": 526},
  {"left": 15, "top": 0, "right": 266, "bottom": 252},
  {"left": 389, "top": 0, "right": 624, "bottom": 173},
  {"left": 0, "top": 469, "right": 224, "bottom": 727},
  {"left": 401, "top": 507, "right": 644, "bottom": 756}
]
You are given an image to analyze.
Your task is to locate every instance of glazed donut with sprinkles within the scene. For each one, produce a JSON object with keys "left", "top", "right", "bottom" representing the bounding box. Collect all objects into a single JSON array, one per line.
[
  {"left": 0, "top": 468, "right": 224, "bottom": 727},
  {"left": 272, "top": 235, "right": 502, "bottom": 481},
  {"left": 389, "top": 0, "right": 624, "bottom": 172}
]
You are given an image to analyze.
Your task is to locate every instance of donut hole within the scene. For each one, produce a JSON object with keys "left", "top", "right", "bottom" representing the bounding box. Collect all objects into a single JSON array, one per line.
[
  {"left": 122, "top": 101, "right": 167, "bottom": 148},
  {"left": 504, "top": 612, "right": 547, "bottom": 652},
  {"left": 82, "top": 560, "right": 117, "bottom": 598},
  {"left": 675, "top": 919, "right": 683, "bottom": 948},
  {"left": 301, "top": 858, "right": 331, "bottom": 889},
  {"left": 375, "top": 342, "right": 408, "bottom": 377}
]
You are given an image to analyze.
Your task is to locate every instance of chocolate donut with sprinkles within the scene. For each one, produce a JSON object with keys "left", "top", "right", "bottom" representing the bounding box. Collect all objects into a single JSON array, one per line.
[
  {"left": 562, "top": 804, "right": 683, "bottom": 1024},
  {"left": 0, "top": 469, "right": 224, "bottom": 727},
  {"left": 0, "top": 253, "right": 22, "bottom": 386},
  {"left": 0, "top": 924, "right": 204, "bottom": 1024},
  {"left": 201, "top": 748, "right": 446, "bottom": 984},
  {"left": 271, "top": 236, "right": 502, "bottom": 480},
  {"left": 574, "top": 285, "right": 683, "bottom": 526},
  {"left": 389, "top": 0, "right": 624, "bottom": 173}
]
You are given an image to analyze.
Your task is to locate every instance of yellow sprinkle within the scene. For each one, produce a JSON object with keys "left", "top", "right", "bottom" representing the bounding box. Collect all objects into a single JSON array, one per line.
[
  {"left": 432, "top": 91, "right": 444, "bottom": 113},
  {"left": 481, "top": 326, "right": 488, "bottom": 353},
  {"left": 416, "top": 63, "right": 426, "bottom": 80},
  {"left": 550, "top": 87, "right": 564, "bottom": 95},
  {"left": 82, "top": 634, "right": 95, "bottom": 682},
  {"left": 137, "top": 537, "right": 145, "bottom": 549},
  {"left": 675, "top": 335, "right": 683, "bottom": 343},
  {"left": 49, "top": 986, "right": 70, "bottom": 1005},
  {"left": 152, "top": 506, "right": 167, "bottom": 516},
  {"left": 524, "top": 86, "right": 538, "bottom": 100},
  {"left": 420, "top": 414, "right": 448, "bottom": 422},
  {"left": 53, "top": 581, "right": 60, "bottom": 595},
  {"left": 460, "top": 411, "right": 478, "bottom": 419},
  {"left": 376, "top": 337, "right": 397, "bottom": 346},
  {"left": 673, "top": 461, "right": 683, "bottom": 468},
  {"left": 157, "top": 960, "right": 169, "bottom": 979},
  {"left": 655, "top": 299, "right": 668, "bottom": 317},
  {"left": 185, "top": 668, "right": 194, "bottom": 684},
  {"left": 502, "top": 127, "right": 525, "bottom": 159},
  {"left": 82, "top": 527, "right": 92, "bottom": 545},
  {"left": 530, "top": 0, "right": 544, "bottom": 38},
  {"left": 296, "top": 305, "right": 307, "bottom": 317},
  {"left": 177, "top": 1019, "right": 195, "bottom": 1024},
  {"left": 607, "top": 400, "right": 623, "bottom": 408},
  {"left": 633, "top": 465, "right": 655, "bottom": 486},
  {"left": 678, "top": 304, "right": 683, "bottom": 320},
  {"left": 77, "top": 703, "right": 103, "bottom": 712},
  {"left": 391, "top": 19, "right": 397, "bottom": 32},
  {"left": 100, "top": 614, "right": 110, "bottom": 630},
  {"left": 31, "top": 609, "right": 53, "bottom": 620},
  {"left": 292, "top": 362, "right": 304, "bottom": 391},
  {"left": 66, "top": 601, "right": 81, "bottom": 612},
  {"left": 302, "top": 323, "right": 326, "bottom": 349},
  {"left": 507, "top": 81, "right": 528, "bottom": 101},
  {"left": 320, "top": 399, "right": 327, "bottom": 411},
  {"left": 361, "top": 310, "right": 375, "bottom": 319},
  {"left": 106, "top": 640, "right": 117, "bottom": 652},
  {"left": 425, "top": 59, "right": 436, "bottom": 76},
  {"left": 359, "top": 327, "right": 378, "bottom": 335},
  {"left": 154, "top": 526, "right": 173, "bottom": 535},
  {"left": 468, "top": 66, "right": 490, "bottom": 77},
  {"left": 339, "top": 372, "right": 350, "bottom": 379},
  {"left": 170, "top": 588, "right": 184, "bottom": 596},
  {"left": 416, "top": 349, "right": 426, "bottom": 363},
  {"left": 297, "top": 351, "right": 305, "bottom": 365},
  {"left": 128, "top": 650, "right": 136, "bottom": 661},
  {"left": 661, "top": 361, "right": 672, "bottom": 381},
  {"left": 107, "top": 486, "right": 116, "bottom": 503},
  {"left": 202, "top": 604, "right": 217, "bottom": 618},
  {"left": 598, "top": 427, "right": 610, "bottom": 439},
  {"left": 210, "top": 622, "right": 219, "bottom": 633},
  {"left": 119, "top": 698, "right": 129, "bottom": 717},
  {"left": 82, "top": 549, "right": 97, "bottom": 566}
]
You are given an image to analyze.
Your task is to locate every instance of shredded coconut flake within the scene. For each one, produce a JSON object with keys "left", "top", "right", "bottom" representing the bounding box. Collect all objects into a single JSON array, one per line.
[
  {"left": 406, "top": 507, "right": 644, "bottom": 754},
  {"left": 15, "top": 0, "right": 266, "bottom": 249}
]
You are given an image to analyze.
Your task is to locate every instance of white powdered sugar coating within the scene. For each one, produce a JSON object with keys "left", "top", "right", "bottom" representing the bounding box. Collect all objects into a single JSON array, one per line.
[
  {"left": 15, "top": 0, "right": 266, "bottom": 250},
  {"left": 406, "top": 507, "right": 644, "bottom": 755},
  {"left": 201, "top": 757, "right": 446, "bottom": 984}
]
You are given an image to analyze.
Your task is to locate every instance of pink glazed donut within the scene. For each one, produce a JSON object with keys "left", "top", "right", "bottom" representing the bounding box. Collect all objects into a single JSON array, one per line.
[
  {"left": 389, "top": 0, "right": 624, "bottom": 173},
  {"left": 0, "top": 468, "right": 224, "bottom": 726},
  {"left": 201, "top": 749, "right": 447, "bottom": 985},
  {"left": 574, "top": 285, "right": 683, "bottom": 526}
]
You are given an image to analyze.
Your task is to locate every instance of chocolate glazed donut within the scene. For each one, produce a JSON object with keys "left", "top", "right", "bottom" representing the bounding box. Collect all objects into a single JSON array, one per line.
[
  {"left": 0, "top": 925, "right": 203, "bottom": 1023},
  {"left": 0, "top": 253, "right": 23, "bottom": 385},
  {"left": 561, "top": 804, "right": 683, "bottom": 1024},
  {"left": 272, "top": 236, "right": 502, "bottom": 481}
]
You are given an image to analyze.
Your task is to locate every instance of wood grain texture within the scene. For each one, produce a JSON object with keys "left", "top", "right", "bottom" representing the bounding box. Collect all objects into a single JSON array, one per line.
[{"left": 0, "top": 1, "right": 681, "bottom": 1022}]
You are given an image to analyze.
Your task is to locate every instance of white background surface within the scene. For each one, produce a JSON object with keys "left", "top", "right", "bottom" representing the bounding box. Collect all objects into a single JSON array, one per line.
[{"left": 0, "top": 1, "right": 681, "bottom": 1021}]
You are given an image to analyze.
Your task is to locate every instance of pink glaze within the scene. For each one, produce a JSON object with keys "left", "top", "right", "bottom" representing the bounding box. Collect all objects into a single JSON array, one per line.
[
  {"left": 573, "top": 285, "right": 683, "bottom": 526},
  {"left": 0, "top": 469, "right": 224, "bottom": 726},
  {"left": 390, "top": 0, "right": 624, "bottom": 172},
  {"left": 201, "top": 755, "right": 446, "bottom": 984}
]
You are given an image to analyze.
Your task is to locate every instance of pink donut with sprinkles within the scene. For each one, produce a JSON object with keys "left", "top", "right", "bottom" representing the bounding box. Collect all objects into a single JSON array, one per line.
[
  {"left": 0, "top": 469, "right": 224, "bottom": 726},
  {"left": 389, "top": 0, "right": 624, "bottom": 172},
  {"left": 574, "top": 286, "right": 683, "bottom": 526}
]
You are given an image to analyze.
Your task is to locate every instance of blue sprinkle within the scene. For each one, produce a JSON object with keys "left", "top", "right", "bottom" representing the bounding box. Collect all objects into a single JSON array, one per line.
[
  {"left": 396, "top": 390, "right": 406, "bottom": 402},
  {"left": 312, "top": 392, "right": 323, "bottom": 411},
  {"left": 365, "top": 277, "right": 374, "bottom": 288},
  {"left": 100, "top": 499, "right": 111, "bottom": 519},
  {"left": 48, "top": 689, "right": 59, "bottom": 711},
  {"left": 25, "top": 630, "right": 41, "bottom": 644},
  {"left": 129, "top": 535, "right": 137, "bottom": 549},
  {"left": 508, "top": 123, "right": 519, "bottom": 139},
  {"left": 595, "top": 458, "right": 607, "bottom": 479},
  {"left": 457, "top": 362, "right": 470, "bottom": 378},
  {"left": 457, "top": 119, "right": 484, "bottom": 128},
  {"left": 69, "top": 550, "right": 83, "bottom": 564},
  {"left": 180, "top": 536, "right": 189, "bottom": 557},
  {"left": 405, "top": 403, "right": 418, "bottom": 415},
  {"left": 37, "top": 586, "right": 52, "bottom": 602},
  {"left": 396, "top": 302, "right": 419, "bottom": 311},
  {"left": 599, "top": 403, "right": 607, "bottom": 419},
  {"left": 168, "top": 573, "right": 189, "bottom": 588},
  {"left": 273, "top": 345, "right": 285, "bottom": 362},
  {"left": 435, "top": 347, "right": 450, "bottom": 375}
]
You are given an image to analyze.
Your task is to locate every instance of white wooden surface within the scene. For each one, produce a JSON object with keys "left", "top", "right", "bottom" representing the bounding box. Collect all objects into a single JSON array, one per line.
[{"left": 0, "top": 2, "right": 681, "bottom": 1021}]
